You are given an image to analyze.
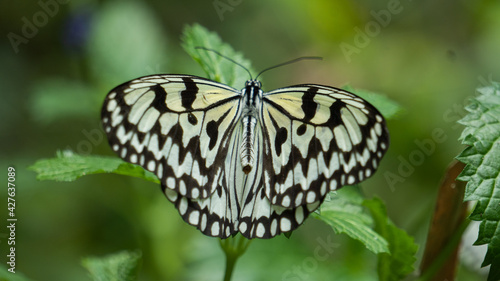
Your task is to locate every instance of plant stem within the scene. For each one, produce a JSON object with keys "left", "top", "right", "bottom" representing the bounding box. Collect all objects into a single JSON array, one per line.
[
  {"left": 416, "top": 218, "right": 471, "bottom": 281},
  {"left": 224, "top": 251, "right": 237, "bottom": 281},
  {"left": 220, "top": 235, "right": 252, "bottom": 281}
]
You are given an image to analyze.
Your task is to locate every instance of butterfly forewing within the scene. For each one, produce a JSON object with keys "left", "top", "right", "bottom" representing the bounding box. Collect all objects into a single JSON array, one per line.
[
  {"left": 102, "top": 75, "right": 242, "bottom": 202},
  {"left": 261, "top": 85, "right": 389, "bottom": 209},
  {"left": 102, "top": 74, "right": 389, "bottom": 239}
]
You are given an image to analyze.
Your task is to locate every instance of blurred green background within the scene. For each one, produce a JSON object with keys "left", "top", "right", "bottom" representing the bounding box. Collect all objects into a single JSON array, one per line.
[{"left": 1, "top": 0, "right": 497, "bottom": 280}]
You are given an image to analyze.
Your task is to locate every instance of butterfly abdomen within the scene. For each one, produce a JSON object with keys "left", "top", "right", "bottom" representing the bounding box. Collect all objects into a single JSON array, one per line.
[{"left": 240, "top": 115, "right": 257, "bottom": 174}]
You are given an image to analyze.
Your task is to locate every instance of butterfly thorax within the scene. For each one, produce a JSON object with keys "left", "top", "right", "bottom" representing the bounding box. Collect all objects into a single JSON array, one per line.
[{"left": 239, "top": 80, "right": 263, "bottom": 174}]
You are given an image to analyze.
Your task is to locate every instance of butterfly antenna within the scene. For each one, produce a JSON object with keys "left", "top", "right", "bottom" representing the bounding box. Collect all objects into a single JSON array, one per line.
[
  {"left": 195, "top": 47, "right": 253, "bottom": 80},
  {"left": 255, "top": 56, "right": 323, "bottom": 80}
]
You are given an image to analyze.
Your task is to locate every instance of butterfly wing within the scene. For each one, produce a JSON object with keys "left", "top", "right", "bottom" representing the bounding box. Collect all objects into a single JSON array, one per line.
[
  {"left": 102, "top": 75, "right": 389, "bottom": 239},
  {"left": 101, "top": 74, "right": 243, "bottom": 200},
  {"left": 261, "top": 85, "right": 389, "bottom": 208}
]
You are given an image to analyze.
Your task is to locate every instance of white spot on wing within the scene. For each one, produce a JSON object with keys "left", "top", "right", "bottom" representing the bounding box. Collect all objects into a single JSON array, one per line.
[
  {"left": 138, "top": 107, "right": 160, "bottom": 133},
  {"left": 367, "top": 128, "right": 378, "bottom": 152},
  {"left": 282, "top": 195, "right": 291, "bottom": 207},
  {"left": 358, "top": 170, "right": 364, "bottom": 181},
  {"left": 256, "top": 223, "right": 265, "bottom": 238},
  {"left": 374, "top": 123, "right": 382, "bottom": 136},
  {"left": 157, "top": 163, "right": 163, "bottom": 178},
  {"left": 179, "top": 198, "right": 188, "bottom": 215},
  {"left": 130, "top": 154, "right": 137, "bottom": 163},
  {"left": 124, "top": 88, "right": 148, "bottom": 105},
  {"left": 165, "top": 189, "right": 177, "bottom": 201},
  {"left": 116, "top": 126, "right": 130, "bottom": 144},
  {"left": 129, "top": 91, "right": 155, "bottom": 124},
  {"left": 200, "top": 213, "right": 207, "bottom": 230},
  {"left": 148, "top": 134, "right": 161, "bottom": 160},
  {"left": 191, "top": 188, "right": 199, "bottom": 198},
  {"left": 365, "top": 169, "right": 372, "bottom": 177},
  {"left": 147, "top": 160, "right": 156, "bottom": 171},
  {"left": 306, "top": 158, "right": 318, "bottom": 184},
  {"left": 320, "top": 182, "right": 327, "bottom": 195},
  {"left": 306, "top": 191, "right": 316, "bottom": 203},
  {"left": 211, "top": 221, "right": 220, "bottom": 236},
  {"left": 292, "top": 121, "right": 314, "bottom": 158},
  {"left": 330, "top": 180, "right": 337, "bottom": 190},
  {"left": 315, "top": 126, "right": 334, "bottom": 151},
  {"left": 280, "top": 217, "right": 291, "bottom": 232},
  {"left": 239, "top": 222, "right": 247, "bottom": 233},
  {"left": 107, "top": 99, "right": 117, "bottom": 112},
  {"left": 341, "top": 99, "right": 365, "bottom": 108},
  {"left": 347, "top": 105, "right": 368, "bottom": 125},
  {"left": 334, "top": 125, "right": 352, "bottom": 152},
  {"left": 329, "top": 152, "right": 340, "bottom": 174},
  {"left": 158, "top": 112, "right": 178, "bottom": 136},
  {"left": 348, "top": 175, "right": 355, "bottom": 184},
  {"left": 293, "top": 163, "right": 307, "bottom": 190},
  {"left": 189, "top": 211, "right": 200, "bottom": 225},
  {"left": 129, "top": 82, "right": 157, "bottom": 89},
  {"left": 295, "top": 192, "right": 303, "bottom": 206},
  {"left": 295, "top": 207, "right": 304, "bottom": 224},
  {"left": 341, "top": 107, "right": 362, "bottom": 145},
  {"left": 166, "top": 177, "right": 176, "bottom": 189},
  {"left": 270, "top": 219, "right": 277, "bottom": 236},
  {"left": 179, "top": 180, "right": 187, "bottom": 196},
  {"left": 120, "top": 147, "right": 127, "bottom": 158},
  {"left": 111, "top": 108, "right": 123, "bottom": 127}
]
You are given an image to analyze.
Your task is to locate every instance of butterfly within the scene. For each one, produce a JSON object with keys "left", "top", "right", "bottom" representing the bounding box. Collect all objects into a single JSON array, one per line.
[{"left": 101, "top": 59, "right": 389, "bottom": 239}]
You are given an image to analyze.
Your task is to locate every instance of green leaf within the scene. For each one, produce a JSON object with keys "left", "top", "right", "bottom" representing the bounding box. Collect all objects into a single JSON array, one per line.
[
  {"left": 181, "top": 23, "right": 255, "bottom": 88},
  {"left": 457, "top": 82, "right": 500, "bottom": 280},
  {"left": 29, "top": 151, "right": 159, "bottom": 183},
  {"left": 343, "top": 85, "right": 402, "bottom": 120},
  {"left": 82, "top": 250, "right": 142, "bottom": 281},
  {"left": 314, "top": 188, "right": 389, "bottom": 254},
  {"left": 364, "top": 197, "right": 418, "bottom": 281}
]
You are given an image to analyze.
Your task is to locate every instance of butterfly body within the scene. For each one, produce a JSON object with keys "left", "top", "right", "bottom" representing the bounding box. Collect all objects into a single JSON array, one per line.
[
  {"left": 102, "top": 74, "right": 389, "bottom": 239},
  {"left": 239, "top": 80, "right": 262, "bottom": 173}
]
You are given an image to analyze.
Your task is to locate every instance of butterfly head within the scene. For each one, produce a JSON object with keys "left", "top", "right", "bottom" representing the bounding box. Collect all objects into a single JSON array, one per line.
[{"left": 245, "top": 79, "right": 262, "bottom": 89}]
